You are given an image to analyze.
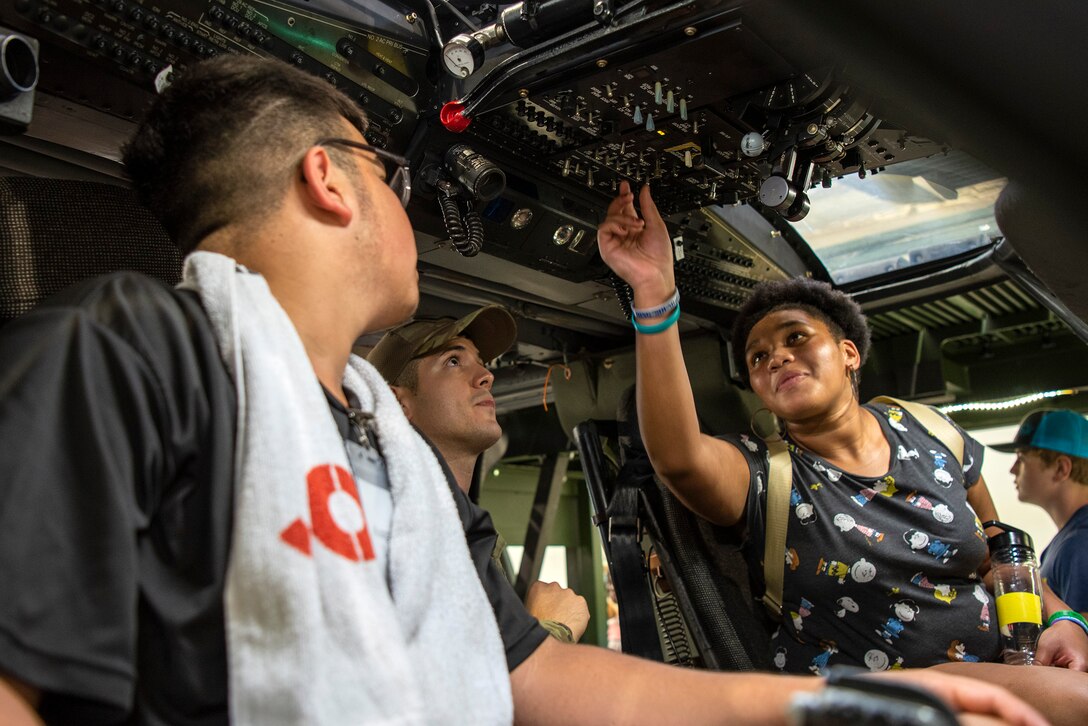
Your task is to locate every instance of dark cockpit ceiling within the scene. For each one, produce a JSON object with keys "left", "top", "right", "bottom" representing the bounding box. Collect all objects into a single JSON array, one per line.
[{"left": 3, "top": 0, "right": 1088, "bottom": 428}]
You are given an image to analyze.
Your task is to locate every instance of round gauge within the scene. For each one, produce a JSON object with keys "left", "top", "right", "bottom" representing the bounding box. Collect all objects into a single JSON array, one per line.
[
  {"left": 510, "top": 208, "right": 533, "bottom": 229},
  {"left": 758, "top": 68, "right": 837, "bottom": 112},
  {"left": 442, "top": 35, "right": 484, "bottom": 78}
]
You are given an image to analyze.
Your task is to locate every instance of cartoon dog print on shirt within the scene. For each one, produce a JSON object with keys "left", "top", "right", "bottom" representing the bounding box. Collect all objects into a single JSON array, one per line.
[
  {"left": 836, "top": 596, "right": 859, "bottom": 618},
  {"left": 876, "top": 476, "right": 898, "bottom": 497},
  {"left": 812, "top": 460, "right": 842, "bottom": 482},
  {"left": 897, "top": 445, "right": 920, "bottom": 460}
]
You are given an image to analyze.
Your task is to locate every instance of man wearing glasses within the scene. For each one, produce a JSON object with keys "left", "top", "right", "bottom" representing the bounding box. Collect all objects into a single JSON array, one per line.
[{"left": 0, "top": 55, "right": 1046, "bottom": 726}]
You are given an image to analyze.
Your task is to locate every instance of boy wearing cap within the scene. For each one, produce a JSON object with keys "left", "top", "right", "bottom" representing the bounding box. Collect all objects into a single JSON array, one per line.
[
  {"left": 1010, "top": 409, "right": 1088, "bottom": 612},
  {"left": 367, "top": 306, "right": 591, "bottom": 643}
]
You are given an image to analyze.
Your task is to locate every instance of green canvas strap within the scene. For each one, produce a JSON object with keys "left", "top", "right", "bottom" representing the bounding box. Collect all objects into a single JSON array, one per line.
[
  {"left": 760, "top": 397, "right": 963, "bottom": 621},
  {"left": 761, "top": 436, "right": 792, "bottom": 620}
]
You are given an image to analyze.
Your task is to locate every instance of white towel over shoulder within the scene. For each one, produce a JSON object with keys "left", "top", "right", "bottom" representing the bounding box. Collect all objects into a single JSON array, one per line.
[{"left": 181, "top": 252, "right": 512, "bottom": 725}]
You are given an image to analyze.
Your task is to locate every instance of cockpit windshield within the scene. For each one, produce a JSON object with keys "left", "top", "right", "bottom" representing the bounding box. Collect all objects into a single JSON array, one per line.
[{"left": 791, "top": 151, "right": 1005, "bottom": 284}]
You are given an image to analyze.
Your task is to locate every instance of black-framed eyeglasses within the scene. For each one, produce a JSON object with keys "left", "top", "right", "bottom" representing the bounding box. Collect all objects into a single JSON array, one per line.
[{"left": 314, "top": 137, "right": 411, "bottom": 208}]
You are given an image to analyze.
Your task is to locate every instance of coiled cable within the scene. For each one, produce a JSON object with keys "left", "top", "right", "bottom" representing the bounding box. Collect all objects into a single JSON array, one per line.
[{"left": 459, "top": 209, "right": 484, "bottom": 257}]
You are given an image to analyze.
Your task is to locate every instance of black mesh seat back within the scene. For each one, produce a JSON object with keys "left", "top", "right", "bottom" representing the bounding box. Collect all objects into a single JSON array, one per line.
[
  {"left": 0, "top": 177, "right": 181, "bottom": 325},
  {"left": 617, "top": 386, "right": 773, "bottom": 671}
]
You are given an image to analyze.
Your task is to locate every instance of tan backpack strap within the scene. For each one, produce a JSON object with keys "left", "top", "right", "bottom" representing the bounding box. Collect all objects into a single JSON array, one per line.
[
  {"left": 870, "top": 396, "right": 964, "bottom": 467},
  {"left": 762, "top": 437, "right": 792, "bottom": 619}
]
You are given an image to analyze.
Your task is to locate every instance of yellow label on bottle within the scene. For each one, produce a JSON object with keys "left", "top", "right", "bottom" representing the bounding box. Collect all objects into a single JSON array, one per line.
[{"left": 996, "top": 591, "right": 1043, "bottom": 625}]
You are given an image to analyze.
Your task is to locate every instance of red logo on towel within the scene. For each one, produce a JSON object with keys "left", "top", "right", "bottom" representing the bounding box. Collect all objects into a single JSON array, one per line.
[{"left": 280, "top": 464, "right": 376, "bottom": 562}]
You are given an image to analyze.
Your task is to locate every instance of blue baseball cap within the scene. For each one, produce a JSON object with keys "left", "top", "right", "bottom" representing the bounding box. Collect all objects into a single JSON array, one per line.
[{"left": 1012, "top": 409, "right": 1088, "bottom": 458}]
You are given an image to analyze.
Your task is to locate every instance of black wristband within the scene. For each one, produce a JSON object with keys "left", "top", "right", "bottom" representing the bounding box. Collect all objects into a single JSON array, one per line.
[{"left": 789, "top": 666, "right": 959, "bottom": 726}]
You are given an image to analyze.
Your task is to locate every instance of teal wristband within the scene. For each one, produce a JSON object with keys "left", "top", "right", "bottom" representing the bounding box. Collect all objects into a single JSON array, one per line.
[
  {"left": 631, "top": 304, "right": 680, "bottom": 334},
  {"left": 1047, "top": 610, "right": 1088, "bottom": 637}
]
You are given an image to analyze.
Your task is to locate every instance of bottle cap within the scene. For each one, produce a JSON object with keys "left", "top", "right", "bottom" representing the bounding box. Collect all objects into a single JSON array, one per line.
[{"left": 983, "top": 520, "right": 1035, "bottom": 555}]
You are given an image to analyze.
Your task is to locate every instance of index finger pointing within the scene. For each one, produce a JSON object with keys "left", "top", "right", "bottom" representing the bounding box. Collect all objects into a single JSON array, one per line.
[{"left": 607, "top": 180, "right": 639, "bottom": 220}]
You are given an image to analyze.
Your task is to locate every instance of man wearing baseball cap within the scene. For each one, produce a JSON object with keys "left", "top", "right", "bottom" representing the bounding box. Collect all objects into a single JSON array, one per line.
[
  {"left": 1010, "top": 409, "right": 1088, "bottom": 612},
  {"left": 368, "top": 305, "right": 591, "bottom": 644}
]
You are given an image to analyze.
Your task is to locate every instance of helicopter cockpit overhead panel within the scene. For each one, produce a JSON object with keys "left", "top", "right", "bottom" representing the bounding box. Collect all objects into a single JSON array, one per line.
[{"left": 5, "top": 0, "right": 1074, "bottom": 344}]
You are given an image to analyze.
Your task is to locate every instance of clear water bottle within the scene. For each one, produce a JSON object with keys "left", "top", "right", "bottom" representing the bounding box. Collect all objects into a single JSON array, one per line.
[{"left": 984, "top": 520, "right": 1043, "bottom": 666}]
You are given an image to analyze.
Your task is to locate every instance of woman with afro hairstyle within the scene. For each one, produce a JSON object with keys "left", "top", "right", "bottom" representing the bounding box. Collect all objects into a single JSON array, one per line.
[{"left": 597, "top": 181, "right": 1088, "bottom": 716}]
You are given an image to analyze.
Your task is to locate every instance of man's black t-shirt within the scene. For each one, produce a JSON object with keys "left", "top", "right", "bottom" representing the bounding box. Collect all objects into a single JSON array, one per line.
[{"left": 0, "top": 273, "right": 546, "bottom": 724}]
